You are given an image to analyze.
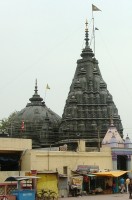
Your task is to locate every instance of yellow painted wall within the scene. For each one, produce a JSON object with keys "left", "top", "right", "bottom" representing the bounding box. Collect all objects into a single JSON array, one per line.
[
  {"left": 21, "top": 147, "right": 112, "bottom": 177},
  {"left": 0, "top": 138, "right": 32, "bottom": 151},
  {"left": 37, "top": 173, "right": 58, "bottom": 194},
  {"left": 0, "top": 138, "right": 113, "bottom": 183},
  {"left": 21, "top": 150, "right": 31, "bottom": 170}
]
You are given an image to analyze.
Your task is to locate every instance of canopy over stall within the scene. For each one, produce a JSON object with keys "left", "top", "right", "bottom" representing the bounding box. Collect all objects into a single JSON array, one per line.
[
  {"left": 92, "top": 170, "right": 128, "bottom": 177},
  {"left": 92, "top": 170, "right": 128, "bottom": 194},
  {"left": 5, "top": 176, "right": 40, "bottom": 190}
]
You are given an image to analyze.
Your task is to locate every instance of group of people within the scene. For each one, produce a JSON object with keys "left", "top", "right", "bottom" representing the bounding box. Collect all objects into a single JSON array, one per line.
[{"left": 119, "top": 177, "right": 132, "bottom": 199}]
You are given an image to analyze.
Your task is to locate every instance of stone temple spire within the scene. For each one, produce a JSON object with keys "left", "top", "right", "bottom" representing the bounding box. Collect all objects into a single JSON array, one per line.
[{"left": 59, "top": 20, "right": 123, "bottom": 150}]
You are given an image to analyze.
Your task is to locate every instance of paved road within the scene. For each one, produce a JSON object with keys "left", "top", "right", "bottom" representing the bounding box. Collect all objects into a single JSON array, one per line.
[{"left": 60, "top": 193, "right": 130, "bottom": 200}]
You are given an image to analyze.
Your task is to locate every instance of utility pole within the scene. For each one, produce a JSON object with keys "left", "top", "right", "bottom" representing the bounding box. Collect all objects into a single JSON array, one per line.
[
  {"left": 48, "top": 145, "right": 51, "bottom": 171},
  {"left": 48, "top": 150, "right": 49, "bottom": 170},
  {"left": 97, "top": 128, "right": 100, "bottom": 152}
]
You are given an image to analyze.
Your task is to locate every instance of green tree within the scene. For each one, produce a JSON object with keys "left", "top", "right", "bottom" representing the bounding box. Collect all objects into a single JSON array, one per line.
[{"left": 0, "top": 111, "right": 18, "bottom": 133}]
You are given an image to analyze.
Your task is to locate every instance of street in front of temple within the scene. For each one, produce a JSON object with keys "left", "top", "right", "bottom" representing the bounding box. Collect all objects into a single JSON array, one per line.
[{"left": 60, "top": 193, "right": 130, "bottom": 200}]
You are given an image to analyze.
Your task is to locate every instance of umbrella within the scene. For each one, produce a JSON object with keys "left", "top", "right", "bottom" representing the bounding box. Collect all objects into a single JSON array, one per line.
[{"left": 5, "top": 176, "right": 17, "bottom": 182}]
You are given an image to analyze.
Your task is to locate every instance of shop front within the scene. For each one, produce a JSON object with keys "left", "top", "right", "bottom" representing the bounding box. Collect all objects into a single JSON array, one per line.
[
  {"left": 93, "top": 170, "right": 128, "bottom": 194},
  {"left": 71, "top": 165, "right": 99, "bottom": 194}
]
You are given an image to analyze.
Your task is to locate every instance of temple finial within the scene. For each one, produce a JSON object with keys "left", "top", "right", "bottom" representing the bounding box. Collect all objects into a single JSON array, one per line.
[
  {"left": 81, "top": 19, "right": 94, "bottom": 58},
  {"left": 28, "top": 79, "right": 43, "bottom": 104},
  {"left": 85, "top": 19, "right": 88, "bottom": 29},
  {"left": 85, "top": 19, "right": 89, "bottom": 48},
  {"left": 35, "top": 79, "right": 38, "bottom": 94}
]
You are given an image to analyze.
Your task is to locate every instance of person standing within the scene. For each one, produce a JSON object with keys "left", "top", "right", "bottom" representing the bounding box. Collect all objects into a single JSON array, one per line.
[
  {"left": 126, "top": 177, "right": 130, "bottom": 193},
  {"left": 128, "top": 179, "right": 132, "bottom": 199},
  {"left": 112, "top": 181, "right": 116, "bottom": 193},
  {"left": 120, "top": 177, "right": 125, "bottom": 193}
]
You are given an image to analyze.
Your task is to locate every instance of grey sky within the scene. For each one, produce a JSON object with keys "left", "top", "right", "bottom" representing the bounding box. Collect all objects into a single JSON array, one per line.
[{"left": 0, "top": 0, "right": 132, "bottom": 139}]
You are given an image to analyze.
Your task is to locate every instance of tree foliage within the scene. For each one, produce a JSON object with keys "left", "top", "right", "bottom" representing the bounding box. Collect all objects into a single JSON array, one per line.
[{"left": 0, "top": 111, "right": 18, "bottom": 133}]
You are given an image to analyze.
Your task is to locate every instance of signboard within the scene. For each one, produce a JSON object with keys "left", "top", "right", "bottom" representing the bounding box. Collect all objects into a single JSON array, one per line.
[
  {"left": 71, "top": 176, "right": 83, "bottom": 187},
  {"left": 76, "top": 165, "right": 99, "bottom": 172}
]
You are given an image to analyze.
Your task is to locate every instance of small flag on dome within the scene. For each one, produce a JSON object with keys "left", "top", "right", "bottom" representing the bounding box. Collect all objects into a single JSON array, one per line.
[
  {"left": 92, "top": 4, "right": 101, "bottom": 11},
  {"left": 46, "top": 84, "right": 50, "bottom": 90}
]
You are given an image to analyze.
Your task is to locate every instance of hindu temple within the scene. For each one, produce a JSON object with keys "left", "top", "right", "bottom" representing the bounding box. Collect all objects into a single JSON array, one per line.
[
  {"left": 58, "top": 20, "right": 123, "bottom": 149},
  {"left": 4, "top": 20, "right": 123, "bottom": 150}
]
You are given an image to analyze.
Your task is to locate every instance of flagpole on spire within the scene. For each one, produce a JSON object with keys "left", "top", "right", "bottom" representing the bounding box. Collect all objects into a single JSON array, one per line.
[
  {"left": 92, "top": 14, "right": 95, "bottom": 56},
  {"left": 92, "top": 4, "right": 101, "bottom": 57},
  {"left": 94, "top": 27, "right": 99, "bottom": 57}
]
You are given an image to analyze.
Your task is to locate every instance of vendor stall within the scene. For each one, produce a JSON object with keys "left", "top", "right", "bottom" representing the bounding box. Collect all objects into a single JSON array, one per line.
[{"left": 93, "top": 170, "right": 128, "bottom": 193}]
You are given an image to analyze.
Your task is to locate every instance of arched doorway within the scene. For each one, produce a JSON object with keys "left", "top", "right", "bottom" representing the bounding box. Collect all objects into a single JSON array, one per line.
[{"left": 117, "top": 155, "right": 127, "bottom": 171}]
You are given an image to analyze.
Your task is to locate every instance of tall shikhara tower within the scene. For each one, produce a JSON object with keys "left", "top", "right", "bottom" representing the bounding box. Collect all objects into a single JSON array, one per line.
[{"left": 58, "top": 20, "right": 123, "bottom": 149}]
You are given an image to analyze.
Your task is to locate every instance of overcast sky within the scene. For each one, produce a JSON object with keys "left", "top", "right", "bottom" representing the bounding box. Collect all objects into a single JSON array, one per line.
[{"left": 0, "top": 0, "right": 132, "bottom": 139}]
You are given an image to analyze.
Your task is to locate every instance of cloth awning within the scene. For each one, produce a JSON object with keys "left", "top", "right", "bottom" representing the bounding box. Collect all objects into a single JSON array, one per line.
[
  {"left": 92, "top": 170, "right": 128, "bottom": 177},
  {"left": 87, "top": 174, "right": 96, "bottom": 177},
  {"left": 5, "top": 176, "right": 40, "bottom": 182}
]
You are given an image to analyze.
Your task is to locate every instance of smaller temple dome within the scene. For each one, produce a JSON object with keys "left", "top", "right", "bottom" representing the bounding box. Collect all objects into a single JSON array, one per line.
[
  {"left": 124, "top": 135, "right": 132, "bottom": 148},
  {"left": 8, "top": 80, "right": 61, "bottom": 148},
  {"left": 102, "top": 120, "right": 124, "bottom": 148}
]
